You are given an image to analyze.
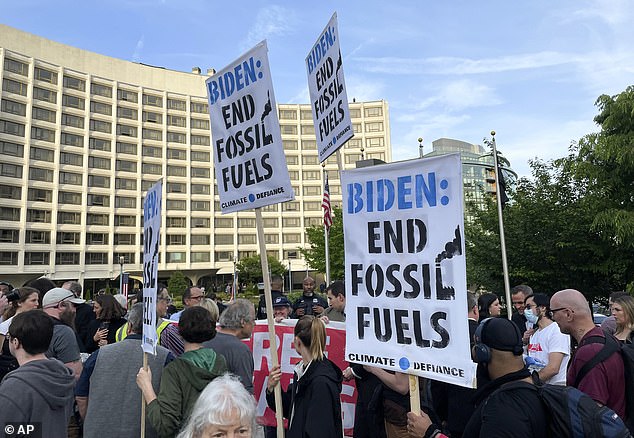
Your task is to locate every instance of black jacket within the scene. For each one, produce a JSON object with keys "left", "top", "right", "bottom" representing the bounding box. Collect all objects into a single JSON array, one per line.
[
  {"left": 267, "top": 358, "right": 343, "bottom": 438},
  {"left": 462, "top": 368, "right": 546, "bottom": 438},
  {"left": 257, "top": 290, "right": 283, "bottom": 320}
]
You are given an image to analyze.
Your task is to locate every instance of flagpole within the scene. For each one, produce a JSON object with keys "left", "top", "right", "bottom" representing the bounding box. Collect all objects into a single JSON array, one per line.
[
  {"left": 322, "top": 163, "right": 330, "bottom": 285},
  {"left": 490, "top": 131, "right": 512, "bottom": 320}
]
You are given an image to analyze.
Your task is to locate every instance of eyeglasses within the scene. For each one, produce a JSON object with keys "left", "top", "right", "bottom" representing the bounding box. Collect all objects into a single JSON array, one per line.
[
  {"left": 188, "top": 295, "right": 204, "bottom": 302},
  {"left": 524, "top": 304, "right": 536, "bottom": 310},
  {"left": 550, "top": 307, "right": 570, "bottom": 315},
  {"left": 158, "top": 296, "right": 173, "bottom": 304}
]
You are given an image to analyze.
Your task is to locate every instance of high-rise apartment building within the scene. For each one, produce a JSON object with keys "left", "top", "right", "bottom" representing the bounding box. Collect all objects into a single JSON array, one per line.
[{"left": 0, "top": 24, "right": 391, "bottom": 290}]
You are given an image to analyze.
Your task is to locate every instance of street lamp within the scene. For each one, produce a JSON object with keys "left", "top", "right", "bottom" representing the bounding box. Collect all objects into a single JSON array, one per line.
[
  {"left": 118, "top": 255, "right": 125, "bottom": 294},
  {"left": 418, "top": 137, "right": 424, "bottom": 158}
]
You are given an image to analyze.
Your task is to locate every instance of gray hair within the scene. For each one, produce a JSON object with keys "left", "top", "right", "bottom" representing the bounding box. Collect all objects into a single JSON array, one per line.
[
  {"left": 176, "top": 373, "right": 256, "bottom": 438},
  {"left": 219, "top": 299, "right": 254, "bottom": 330},
  {"left": 467, "top": 292, "right": 477, "bottom": 312},
  {"left": 511, "top": 284, "right": 533, "bottom": 297},
  {"left": 63, "top": 281, "right": 82, "bottom": 298},
  {"left": 127, "top": 303, "right": 144, "bottom": 334}
]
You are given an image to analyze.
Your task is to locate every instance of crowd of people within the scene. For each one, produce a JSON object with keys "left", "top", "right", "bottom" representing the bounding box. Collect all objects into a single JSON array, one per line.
[{"left": 0, "top": 276, "right": 631, "bottom": 438}]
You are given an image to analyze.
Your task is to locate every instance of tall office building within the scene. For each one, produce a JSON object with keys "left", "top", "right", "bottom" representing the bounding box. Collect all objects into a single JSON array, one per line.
[
  {"left": 424, "top": 137, "right": 516, "bottom": 221},
  {"left": 0, "top": 24, "right": 391, "bottom": 291}
]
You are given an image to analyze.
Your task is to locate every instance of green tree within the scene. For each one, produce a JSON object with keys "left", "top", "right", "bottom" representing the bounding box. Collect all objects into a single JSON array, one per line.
[
  {"left": 167, "top": 271, "right": 189, "bottom": 299},
  {"left": 236, "top": 254, "right": 287, "bottom": 287},
  {"left": 300, "top": 206, "right": 345, "bottom": 280}
]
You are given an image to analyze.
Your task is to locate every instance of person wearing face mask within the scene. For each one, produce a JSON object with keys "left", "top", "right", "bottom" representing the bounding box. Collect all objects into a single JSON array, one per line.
[{"left": 524, "top": 293, "right": 571, "bottom": 385}]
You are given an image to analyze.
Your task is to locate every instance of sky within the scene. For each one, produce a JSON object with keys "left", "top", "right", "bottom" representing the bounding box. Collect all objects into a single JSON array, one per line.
[{"left": 3, "top": 0, "right": 634, "bottom": 177}]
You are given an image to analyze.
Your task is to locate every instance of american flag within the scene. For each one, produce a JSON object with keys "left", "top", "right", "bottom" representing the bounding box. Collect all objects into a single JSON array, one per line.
[{"left": 322, "top": 174, "right": 333, "bottom": 230}]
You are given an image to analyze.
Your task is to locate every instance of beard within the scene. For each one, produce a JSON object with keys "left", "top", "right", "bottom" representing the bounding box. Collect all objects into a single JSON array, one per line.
[{"left": 59, "top": 307, "right": 76, "bottom": 329}]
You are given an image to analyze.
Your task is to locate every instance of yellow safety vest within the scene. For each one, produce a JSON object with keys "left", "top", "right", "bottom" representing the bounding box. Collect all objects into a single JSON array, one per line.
[{"left": 115, "top": 319, "right": 172, "bottom": 343}]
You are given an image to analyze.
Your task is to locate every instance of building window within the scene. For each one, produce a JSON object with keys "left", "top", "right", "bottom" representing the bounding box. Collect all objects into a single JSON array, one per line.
[
  {"left": 283, "top": 140, "right": 298, "bottom": 150},
  {"left": 30, "top": 146, "right": 55, "bottom": 162},
  {"left": 2, "top": 99, "right": 27, "bottom": 116},
  {"left": 2, "top": 79, "right": 27, "bottom": 96},
  {"left": 167, "top": 166, "right": 186, "bottom": 177},
  {"left": 167, "top": 98, "right": 186, "bottom": 111},
  {"left": 286, "top": 155, "right": 298, "bottom": 165},
  {"left": 364, "top": 107, "right": 383, "bottom": 117},
  {"left": 0, "top": 141, "right": 24, "bottom": 157},
  {"left": 166, "top": 199, "right": 186, "bottom": 210},
  {"left": 366, "top": 137, "right": 385, "bottom": 148},
  {"left": 0, "top": 120, "right": 25, "bottom": 137},
  {"left": 61, "top": 113, "right": 84, "bottom": 128},
  {"left": 140, "top": 164, "right": 162, "bottom": 177},
  {"left": 215, "top": 251, "right": 232, "bottom": 262},
  {"left": 86, "top": 233, "right": 109, "bottom": 245},
  {"left": 116, "top": 142, "right": 137, "bottom": 155},
  {"left": 29, "top": 167, "right": 53, "bottom": 182},
  {"left": 115, "top": 196, "right": 136, "bottom": 208},
  {"left": 167, "top": 115, "right": 186, "bottom": 127},
  {"left": 114, "top": 215, "right": 136, "bottom": 227},
  {"left": 117, "top": 89, "right": 138, "bottom": 103},
  {"left": 0, "top": 207, "right": 20, "bottom": 221},
  {"left": 143, "top": 94, "right": 163, "bottom": 107},
  {"left": 114, "top": 252, "right": 135, "bottom": 264},
  {"left": 63, "top": 76, "right": 86, "bottom": 91},
  {"left": 85, "top": 253, "right": 108, "bottom": 265},
  {"left": 91, "top": 83, "right": 112, "bottom": 98},
  {"left": 187, "top": 183, "right": 210, "bottom": 198},
  {"left": 117, "top": 124, "right": 138, "bottom": 137},
  {"left": 143, "top": 111, "right": 162, "bottom": 124},
  {"left": 302, "top": 156, "right": 319, "bottom": 166},
  {"left": 25, "top": 252, "right": 50, "bottom": 265},
  {"left": 365, "top": 122, "right": 384, "bottom": 133},
  {"left": 190, "top": 102, "right": 208, "bottom": 113},
  {"left": 263, "top": 218, "right": 278, "bottom": 227},
  {"left": 287, "top": 171, "right": 299, "bottom": 180},
  {"left": 167, "top": 148, "right": 186, "bottom": 160},
  {"left": 353, "top": 123, "right": 362, "bottom": 134},
  {"left": 191, "top": 252, "right": 210, "bottom": 263},
  {"left": 27, "top": 209, "right": 51, "bottom": 223},
  {"left": 283, "top": 233, "right": 301, "bottom": 244},
  {"left": 31, "top": 106, "right": 56, "bottom": 123},
  {"left": 117, "top": 106, "right": 137, "bottom": 120},
  {"left": 166, "top": 252, "right": 186, "bottom": 263},
  {"left": 191, "top": 135, "right": 209, "bottom": 146},
  {"left": 279, "top": 109, "right": 297, "bottom": 120},
  {"left": 35, "top": 67, "right": 58, "bottom": 84},
  {"left": 60, "top": 171, "right": 83, "bottom": 185},
  {"left": 88, "top": 156, "right": 111, "bottom": 170},
  {"left": 303, "top": 186, "right": 321, "bottom": 196},
  {"left": 192, "top": 217, "right": 210, "bottom": 228},
  {"left": 87, "top": 194, "right": 110, "bottom": 207},
  {"left": 1, "top": 229, "right": 20, "bottom": 243},
  {"left": 89, "top": 137, "right": 111, "bottom": 151},
  {"left": 349, "top": 108, "right": 361, "bottom": 118},
  {"left": 167, "top": 217, "right": 186, "bottom": 228},
  {"left": 302, "top": 140, "right": 317, "bottom": 150},
  {"left": 215, "top": 234, "right": 233, "bottom": 245},
  {"left": 191, "top": 167, "right": 210, "bottom": 178},
  {"left": 31, "top": 126, "right": 55, "bottom": 142},
  {"left": 301, "top": 125, "right": 315, "bottom": 135},
  {"left": 90, "top": 119, "right": 112, "bottom": 133},
  {"left": 191, "top": 118, "right": 209, "bottom": 130},
  {"left": 142, "top": 146, "right": 162, "bottom": 158},
  {"left": 214, "top": 218, "right": 233, "bottom": 228},
  {"left": 167, "top": 132, "right": 185, "bottom": 143},
  {"left": 0, "top": 185, "right": 21, "bottom": 200},
  {"left": 303, "top": 201, "right": 321, "bottom": 211},
  {"left": 143, "top": 128, "right": 162, "bottom": 141},
  {"left": 281, "top": 125, "right": 297, "bottom": 135},
  {"left": 282, "top": 217, "right": 300, "bottom": 227},
  {"left": 141, "top": 180, "right": 158, "bottom": 191},
  {"left": 191, "top": 234, "right": 210, "bottom": 245},
  {"left": 191, "top": 201, "right": 209, "bottom": 211},
  {"left": 27, "top": 188, "right": 52, "bottom": 203},
  {"left": 57, "top": 212, "right": 81, "bottom": 225},
  {"left": 90, "top": 101, "right": 112, "bottom": 116},
  {"left": 86, "top": 213, "right": 109, "bottom": 225},
  {"left": 165, "top": 183, "right": 184, "bottom": 194},
  {"left": 191, "top": 151, "right": 210, "bottom": 162},
  {"left": 166, "top": 234, "right": 186, "bottom": 245},
  {"left": 301, "top": 110, "right": 313, "bottom": 120},
  {"left": 114, "top": 234, "right": 135, "bottom": 245},
  {"left": 56, "top": 252, "right": 80, "bottom": 265},
  {"left": 56, "top": 232, "right": 80, "bottom": 245},
  {"left": 116, "top": 160, "right": 137, "bottom": 173},
  {"left": 62, "top": 94, "right": 85, "bottom": 110},
  {"left": 60, "top": 152, "right": 83, "bottom": 166},
  {"left": 238, "top": 218, "right": 256, "bottom": 228},
  {"left": 88, "top": 175, "right": 110, "bottom": 188},
  {"left": 283, "top": 201, "right": 299, "bottom": 211},
  {"left": 0, "top": 163, "right": 23, "bottom": 179},
  {"left": 58, "top": 191, "right": 81, "bottom": 205},
  {"left": 302, "top": 170, "right": 320, "bottom": 180},
  {"left": 264, "top": 234, "right": 279, "bottom": 244}
]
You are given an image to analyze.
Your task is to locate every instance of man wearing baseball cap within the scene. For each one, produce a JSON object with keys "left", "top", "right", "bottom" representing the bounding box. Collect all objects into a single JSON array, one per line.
[
  {"left": 42, "top": 287, "right": 85, "bottom": 379},
  {"left": 409, "top": 317, "right": 547, "bottom": 438}
]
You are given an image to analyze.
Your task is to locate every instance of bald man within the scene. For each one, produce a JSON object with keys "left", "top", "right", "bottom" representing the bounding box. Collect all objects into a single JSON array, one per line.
[{"left": 550, "top": 289, "right": 626, "bottom": 419}]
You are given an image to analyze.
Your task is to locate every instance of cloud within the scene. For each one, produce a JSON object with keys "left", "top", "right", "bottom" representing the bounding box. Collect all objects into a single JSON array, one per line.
[
  {"left": 352, "top": 51, "right": 581, "bottom": 75},
  {"left": 345, "top": 74, "right": 386, "bottom": 102},
  {"left": 241, "top": 5, "right": 298, "bottom": 51},
  {"left": 132, "top": 35, "right": 144, "bottom": 62},
  {"left": 569, "top": 0, "right": 630, "bottom": 26}
]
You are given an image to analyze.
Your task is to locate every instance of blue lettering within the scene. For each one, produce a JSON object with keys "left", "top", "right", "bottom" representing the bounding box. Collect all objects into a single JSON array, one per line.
[
  {"left": 366, "top": 181, "right": 374, "bottom": 212},
  {"left": 415, "top": 173, "right": 437, "bottom": 207},
  {"left": 242, "top": 57, "right": 257, "bottom": 87},
  {"left": 207, "top": 57, "right": 259, "bottom": 105},
  {"left": 347, "top": 183, "right": 363, "bottom": 213},
  {"left": 398, "top": 176, "right": 412, "bottom": 209},
  {"left": 377, "top": 179, "right": 395, "bottom": 211}
]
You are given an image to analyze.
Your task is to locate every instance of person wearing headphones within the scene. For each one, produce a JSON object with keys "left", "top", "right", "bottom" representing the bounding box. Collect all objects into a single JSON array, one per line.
[{"left": 408, "top": 317, "right": 547, "bottom": 438}]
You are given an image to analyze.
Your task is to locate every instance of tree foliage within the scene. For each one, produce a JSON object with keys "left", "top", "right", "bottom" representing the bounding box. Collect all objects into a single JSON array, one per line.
[
  {"left": 466, "top": 86, "right": 634, "bottom": 300},
  {"left": 236, "top": 254, "right": 287, "bottom": 286},
  {"left": 167, "top": 271, "right": 190, "bottom": 298},
  {"left": 300, "top": 206, "right": 345, "bottom": 280}
]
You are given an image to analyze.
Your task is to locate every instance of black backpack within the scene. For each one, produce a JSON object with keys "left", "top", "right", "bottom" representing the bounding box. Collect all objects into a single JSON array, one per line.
[
  {"left": 495, "top": 374, "right": 631, "bottom": 438},
  {"left": 574, "top": 333, "right": 634, "bottom": 434}
]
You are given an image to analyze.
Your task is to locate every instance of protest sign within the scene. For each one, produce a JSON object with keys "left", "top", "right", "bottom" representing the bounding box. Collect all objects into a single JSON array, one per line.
[
  {"left": 206, "top": 41, "right": 294, "bottom": 213},
  {"left": 341, "top": 155, "right": 476, "bottom": 387},
  {"left": 142, "top": 181, "right": 161, "bottom": 355},
  {"left": 306, "top": 12, "right": 354, "bottom": 162},
  {"left": 245, "top": 320, "right": 356, "bottom": 436}
]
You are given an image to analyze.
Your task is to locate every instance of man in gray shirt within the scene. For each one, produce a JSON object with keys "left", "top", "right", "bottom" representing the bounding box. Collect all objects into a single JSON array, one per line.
[{"left": 203, "top": 298, "right": 255, "bottom": 393}]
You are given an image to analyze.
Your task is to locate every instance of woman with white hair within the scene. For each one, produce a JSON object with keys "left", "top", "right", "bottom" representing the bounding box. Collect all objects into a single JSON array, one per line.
[{"left": 177, "top": 373, "right": 256, "bottom": 438}]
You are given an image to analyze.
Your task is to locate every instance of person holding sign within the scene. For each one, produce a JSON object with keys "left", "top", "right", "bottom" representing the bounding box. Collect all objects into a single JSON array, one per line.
[
  {"left": 265, "top": 315, "right": 343, "bottom": 437},
  {"left": 137, "top": 306, "right": 228, "bottom": 437}
]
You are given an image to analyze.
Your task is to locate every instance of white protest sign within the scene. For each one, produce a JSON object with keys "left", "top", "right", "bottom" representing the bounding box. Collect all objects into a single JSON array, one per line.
[
  {"left": 342, "top": 155, "right": 476, "bottom": 387},
  {"left": 142, "top": 181, "right": 161, "bottom": 355},
  {"left": 306, "top": 12, "right": 354, "bottom": 163},
  {"left": 206, "top": 41, "right": 294, "bottom": 213}
]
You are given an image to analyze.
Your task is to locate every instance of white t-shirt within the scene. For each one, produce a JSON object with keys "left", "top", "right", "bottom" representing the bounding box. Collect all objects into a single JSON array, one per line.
[
  {"left": 0, "top": 316, "right": 14, "bottom": 336},
  {"left": 527, "top": 321, "right": 571, "bottom": 385}
]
